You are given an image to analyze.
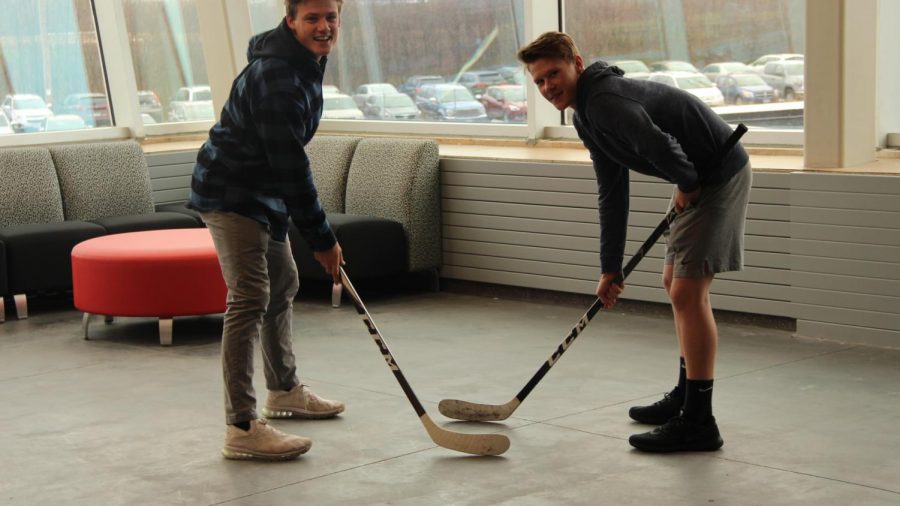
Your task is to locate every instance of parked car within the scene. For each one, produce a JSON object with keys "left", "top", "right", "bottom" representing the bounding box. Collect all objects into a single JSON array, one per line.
[
  {"left": 480, "top": 85, "right": 526, "bottom": 122},
  {"left": 761, "top": 61, "right": 804, "bottom": 100},
  {"left": 748, "top": 53, "right": 803, "bottom": 74},
  {"left": 456, "top": 70, "right": 506, "bottom": 99},
  {"left": 322, "top": 93, "right": 364, "bottom": 120},
  {"left": 0, "top": 110, "right": 13, "bottom": 135},
  {"left": 1, "top": 93, "right": 53, "bottom": 133},
  {"left": 168, "top": 85, "right": 214, "bottom": 122},
  {"left": 138, "top": 90, "right": 163, "bottom": 123},
  {"left": 61, "top": 93, "right": 111, "bottom": 127},
  {"left": 322, "top": 84, "right": 341, "bottom": 94},
  {"left": 398, "top": 75, "right": 445, "bottom": 98},
  {"left": 613, "top": 60, "right": 651, "bottom": 80},
  {"left": 701, "top": 62, "right": 752, "bottom": 82},
  {"left": 415, "top": 83, "right": 487, "bottom": 122},
  {"left": 715, "top": 73, "right": 776, "bottom": 104},
  {"left": 360, "top": 93, "right": 420, "bottom": 120},
  {"left": 352, "top": 83, "right": 399, "bottom": 107},
  {"left": 648, "top": 60, "right": 699, "bottom": 73},
  {"left": 648, "top": 71, "right": 725, "bottom": 106},
  {"left": 496, "top": 65, "right": 524, "bottom": 84},
  {"left": 41, "top": 114, "right": 87, "bottom": 132}
]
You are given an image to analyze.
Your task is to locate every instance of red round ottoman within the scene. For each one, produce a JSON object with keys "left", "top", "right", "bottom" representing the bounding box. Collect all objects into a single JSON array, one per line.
[{"left": 72, "top": 229, "right": 227, "bottom": 345}]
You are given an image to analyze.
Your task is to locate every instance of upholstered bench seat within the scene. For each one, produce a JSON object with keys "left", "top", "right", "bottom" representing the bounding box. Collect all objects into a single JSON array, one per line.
[
  {"left": 0, "top": 221, "right": 107, "bottom": 318},
  {"left": 290, "top": 213, "right": 407, "bottom": 281},
  {"left": 72, "top": 229, "right": 227, "bottom": 345}
]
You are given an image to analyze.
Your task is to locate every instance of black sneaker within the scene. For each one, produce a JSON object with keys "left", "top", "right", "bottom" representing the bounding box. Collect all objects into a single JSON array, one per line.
[
  {"left": 628, "top": 416, "right": 724, "bottom": 453},
  {"left": 628, "top": 390, "right": 683, "bottom": 425}
]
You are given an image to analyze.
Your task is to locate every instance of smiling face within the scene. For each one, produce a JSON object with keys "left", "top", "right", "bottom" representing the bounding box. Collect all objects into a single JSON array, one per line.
[
  {"left": 526, "top": 55, "right": 584, "bottom": 111},
  {"left": 286, "top": 0, "right": 341, "bottom": 60}
]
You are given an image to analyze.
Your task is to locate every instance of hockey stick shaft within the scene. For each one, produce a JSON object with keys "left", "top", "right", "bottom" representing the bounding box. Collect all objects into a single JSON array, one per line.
[
  {"left": 513, "top": 123, "right": 748, "bottom": 403},
  {"left": 340, "top": 268, "right": 427, "bottom": 416}
]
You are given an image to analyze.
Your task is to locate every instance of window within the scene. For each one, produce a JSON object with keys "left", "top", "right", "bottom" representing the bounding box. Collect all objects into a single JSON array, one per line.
[
  {"left": 564, "top": 0, "right": 805, "bottom": 130},
  {"left": 123, "top": 0, "right": 211, "bottom": 125},
  {"left": 0, "top": 0, "right": 108, "bottom": 134},
  {"left": 248, "top": 0, "right": 525, "bottom": 126}
]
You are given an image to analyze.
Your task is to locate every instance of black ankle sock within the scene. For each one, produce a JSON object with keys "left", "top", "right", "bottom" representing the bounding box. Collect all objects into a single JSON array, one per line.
[
  {"left": 674, "top": 357, "right": 687, "bottom": 397},
  {"left": 683, "top": 379, "right": 714, "bottom": 422},
  {"left": 232, "top": 421, "right": 251, "bottom": 431}
]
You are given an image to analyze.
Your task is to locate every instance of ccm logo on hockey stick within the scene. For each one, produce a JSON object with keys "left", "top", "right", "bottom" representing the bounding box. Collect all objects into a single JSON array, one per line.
[
  {"left": 548, "top": 316, "right": 588, "bottom": 366},
  {"left": 373, "top": 334, "right": 400, "bottom": 370}
]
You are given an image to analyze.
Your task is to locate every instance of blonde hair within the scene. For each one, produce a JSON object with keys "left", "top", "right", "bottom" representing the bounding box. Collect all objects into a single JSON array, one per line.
[
  {"left": 285, "top": 0, "right": 344, "bottom": 18},
  {"left": 517, "top": 31, "right": 580, "bottom": 64}
]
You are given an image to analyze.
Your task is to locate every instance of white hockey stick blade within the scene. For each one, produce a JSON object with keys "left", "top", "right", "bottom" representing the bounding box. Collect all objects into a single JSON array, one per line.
[
  {"left": 438, "top": 398, "right": 521, "bottom": 422},
  {"left": 420, "top": 414, "right": 510, "bottom": 456}
]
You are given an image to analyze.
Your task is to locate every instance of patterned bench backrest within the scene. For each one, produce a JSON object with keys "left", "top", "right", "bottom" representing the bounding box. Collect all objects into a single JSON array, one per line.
[
  {"left": 345, "top": 138, "right": 441, "bottom": 272},
  {"left": 49, "top": 141, "right": 155, "bottom": 221},
  {"left": 0, "top": 147, "right": 65, "bottom": 228},
  {"left": 305, "top": 135, "right": 363, "bottom": 213}
]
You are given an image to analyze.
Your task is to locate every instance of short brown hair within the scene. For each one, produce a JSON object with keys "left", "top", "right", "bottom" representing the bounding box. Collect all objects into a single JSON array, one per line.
[
  {"left": 517, "top": 31, "right": 580, "bottom": 65},
  {"left": 285, "top": 0, "right": 344, "bottom": 19}
]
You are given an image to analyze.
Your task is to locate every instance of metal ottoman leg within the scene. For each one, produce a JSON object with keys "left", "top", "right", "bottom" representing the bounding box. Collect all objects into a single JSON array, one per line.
[
  {"left": 82, "top": 313, "right": 92, "bottom": 339},
  {"left": 159, "top": 318, "right": 173, "bottom": 346},
  {"left": 14, "top": 294, "right": 27, "bottom": 319}
]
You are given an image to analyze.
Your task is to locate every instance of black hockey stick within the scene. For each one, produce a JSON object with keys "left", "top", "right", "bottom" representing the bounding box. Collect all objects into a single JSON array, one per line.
[
  {"left": 439, "top": 123, "right": 748, "bottom": 422},
  {"left": 339, "top": 267, "right": 510, "bottom": 455}
]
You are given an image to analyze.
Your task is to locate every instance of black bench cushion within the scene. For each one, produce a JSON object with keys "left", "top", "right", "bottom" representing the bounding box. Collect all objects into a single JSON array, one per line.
[
  {"left": 289, "top": 213, "right": 406, "bottom": 281},
  {"left": 0, "top": 240, "right": 7, "bottom": 296},
  {"left": 90, "top": 211, "right": 201, "bottom": 234},
  {"left": 0, "top": 221, "right": 106, "bottom": 294},
  {"left": 154, "top": 202, "right": 203, "bottom": 226}
]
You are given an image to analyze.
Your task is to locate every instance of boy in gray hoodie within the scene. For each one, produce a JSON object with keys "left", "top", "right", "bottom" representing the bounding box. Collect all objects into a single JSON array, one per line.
[
  {"left": 190, "top": 0, "right": 346, "bottom": 461},
  {"left": 518, "top": 32, "right": 751, "bottom": 453}
]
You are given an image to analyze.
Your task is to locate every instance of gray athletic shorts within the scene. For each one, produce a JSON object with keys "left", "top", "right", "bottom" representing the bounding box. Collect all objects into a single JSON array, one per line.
[{"left": 664, "top": 162, "right": 752, "bottom": 278}]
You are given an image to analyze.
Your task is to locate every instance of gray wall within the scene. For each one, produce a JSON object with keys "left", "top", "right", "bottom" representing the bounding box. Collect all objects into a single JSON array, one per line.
[
  {"left": 147, "top": 150, "right": 194, "bottom": 205},
  {"left": 147, "top": 150, "right": 900, "bottom": 348}
]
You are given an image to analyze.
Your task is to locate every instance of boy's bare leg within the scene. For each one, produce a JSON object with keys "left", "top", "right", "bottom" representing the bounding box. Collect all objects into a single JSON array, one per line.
[{"left": 669, "top": 274, "right": 717, "bottom": 380}]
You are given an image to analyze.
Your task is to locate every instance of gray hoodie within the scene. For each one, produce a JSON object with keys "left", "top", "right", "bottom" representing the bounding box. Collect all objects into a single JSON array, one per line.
[{"left": 573, "top": 61, "right": 748, "bottom": 274}]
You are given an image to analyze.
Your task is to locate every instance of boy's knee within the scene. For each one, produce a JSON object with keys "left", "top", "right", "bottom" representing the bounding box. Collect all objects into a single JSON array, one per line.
[{"left": 669, "top": 281, "right": 710, "bottom": 312}]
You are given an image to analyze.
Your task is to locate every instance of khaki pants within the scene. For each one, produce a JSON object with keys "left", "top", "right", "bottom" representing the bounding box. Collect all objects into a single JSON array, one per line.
[{"left": 201, "top": 211, "right": 300, "bottom": 424}]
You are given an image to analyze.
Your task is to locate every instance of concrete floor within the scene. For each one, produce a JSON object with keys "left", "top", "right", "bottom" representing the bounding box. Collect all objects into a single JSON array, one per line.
[{"left": 1, "top": 285, "right": 898, "bottom": 505}]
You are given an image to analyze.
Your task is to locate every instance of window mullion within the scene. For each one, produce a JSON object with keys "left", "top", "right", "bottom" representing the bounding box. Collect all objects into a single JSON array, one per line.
[{"left": 93, "top": 0, "right": 144, "bottom": 138}]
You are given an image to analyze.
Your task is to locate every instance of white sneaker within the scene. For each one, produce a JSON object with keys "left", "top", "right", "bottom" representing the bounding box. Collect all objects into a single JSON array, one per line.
[
  {"left": 222, "top": 419, "right": 312, "bottom": 461},
  {"left": 262, "top": 384, "right": 345, "bottom": 419}
]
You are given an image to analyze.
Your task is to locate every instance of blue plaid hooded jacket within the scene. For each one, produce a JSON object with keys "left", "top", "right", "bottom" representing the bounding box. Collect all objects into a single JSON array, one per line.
[{"left": 189, "top": 19, "right": 335, "bottom": 251}]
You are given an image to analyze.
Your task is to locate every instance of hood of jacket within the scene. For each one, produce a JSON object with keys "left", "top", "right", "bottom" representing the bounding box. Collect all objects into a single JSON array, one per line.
[
  {"left": 577, "top": 60, "right": 624, "bottom": 98},
  {"left": 246, "top": 18, "right": 327, "bottom": 76}
]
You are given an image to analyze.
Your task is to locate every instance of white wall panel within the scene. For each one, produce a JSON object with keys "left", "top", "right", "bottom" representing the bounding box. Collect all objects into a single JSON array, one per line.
[{"left": 443, "top": 158, "right": 899, "bottom": 347}]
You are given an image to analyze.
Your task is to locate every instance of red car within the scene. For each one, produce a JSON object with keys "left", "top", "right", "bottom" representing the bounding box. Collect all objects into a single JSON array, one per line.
[{"left": 480, "top": 85, "right": 526, "bottom": 123}]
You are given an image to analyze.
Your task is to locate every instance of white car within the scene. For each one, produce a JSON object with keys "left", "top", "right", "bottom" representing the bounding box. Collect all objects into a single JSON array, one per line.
[
  {"left": 168, "top": 85, "right": 214, "bottom": 122},
  {"left": 352, "top": 83, "right": 399, "bottom": 107},
  {"left": 322, "top": 93, "right": 364, "bottom": 120},
  {"left": 0, "top": 111, "right": 13, "bottom": 135},
  {"left": 648, "top": 71, "right": 725, "bottom": 106},
  {"left": 1, "top": 94, "right": 54, "bottom": 133},
  {"left": 613, "top": 60, "right": 651, "bottom": 80},
  {"left": 748, "top": 53, "right": 804, "bottom": 74},
  {"left": 41, "top": 114, "right": 87, "bottom": 132}
]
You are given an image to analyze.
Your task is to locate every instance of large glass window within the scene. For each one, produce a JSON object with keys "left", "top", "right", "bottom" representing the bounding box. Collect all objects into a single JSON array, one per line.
[
  {"left": 564, "top": 0, "right": 805, "bottom": 130},
  {"left": 248, "top": 0, "right": 525, "bottom": 125},
  {"left": 0, "top": 0, "right": 108, "bottom": 134},
  {"left": 124, "top": 0, "right": 211, "bottom": 125}
]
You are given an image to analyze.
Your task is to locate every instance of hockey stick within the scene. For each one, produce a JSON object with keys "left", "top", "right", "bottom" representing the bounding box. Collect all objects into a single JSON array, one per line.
[
  {"left": 439, "top": 123, "right": 748, "bottom": 422},
  {"left": 339, "top": 267, "right": 510, "bottom": 456}
]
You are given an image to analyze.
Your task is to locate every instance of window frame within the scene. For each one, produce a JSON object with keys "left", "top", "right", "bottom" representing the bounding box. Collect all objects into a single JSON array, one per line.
[{"left": 0, "top": 0, "right": 887, "bottom": 151}]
